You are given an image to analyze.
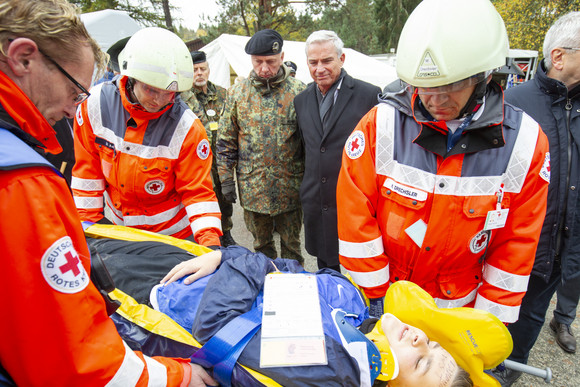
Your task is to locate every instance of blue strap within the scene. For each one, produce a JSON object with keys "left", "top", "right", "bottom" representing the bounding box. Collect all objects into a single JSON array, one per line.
[
  {"left": 191, "top": 295, "right": 263, "bottom": 387},
  {"left": 446, "top": 114, "right": 474, "bottom": 152},
  {"left": 333, "top": 310, "right": 382, "bottom": 383},
  {"left": 82, "top": 221, "right": 95, "bottom": 231},
  {"left": 0, "top": 127, "right": 62, "bottom": 178}
]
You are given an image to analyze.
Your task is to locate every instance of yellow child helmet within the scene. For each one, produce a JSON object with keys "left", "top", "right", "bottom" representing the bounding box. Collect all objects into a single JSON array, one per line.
[
  {"left": 396, "top": 0, "right": 509, "bottom": 88},
  {"left": 118, "top": 27, "right": 193, "bottom": 92},
  {"left": 384, "top": 281, "right": 513, "bottom": 387}
]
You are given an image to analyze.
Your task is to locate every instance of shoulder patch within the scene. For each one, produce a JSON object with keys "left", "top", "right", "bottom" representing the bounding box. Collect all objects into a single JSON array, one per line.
[
  {"left": 345, "top": 130, "right": 366, "bottom": 159},
  {"left": 539, "top": 152, "right": 550, "bottom": 183},
  {"left": 469, "top": 230, "right": 489, "bottom": 254},
  {"left": 197, "top": 138, "right": 210, "bottom": 160},
  {"left": 41, "top": 236, "right": 89, "bottom": 294}
]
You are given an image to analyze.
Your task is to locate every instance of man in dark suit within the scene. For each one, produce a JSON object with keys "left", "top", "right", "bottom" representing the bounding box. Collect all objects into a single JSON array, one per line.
[{"left": 294, "top": 30, "right": 380, "bottom": 271}]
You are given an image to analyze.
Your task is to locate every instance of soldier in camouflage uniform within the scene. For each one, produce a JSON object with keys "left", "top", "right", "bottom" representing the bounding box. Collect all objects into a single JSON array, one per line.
[
  {"left": 181, "top": 51, "right": 237, "bottom": 247},
  {"left": 217, "top": 29, "right": 306, "bottom": 263}
]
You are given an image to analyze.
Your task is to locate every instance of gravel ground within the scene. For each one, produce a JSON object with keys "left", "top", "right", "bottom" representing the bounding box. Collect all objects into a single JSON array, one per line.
[{"left": 228, "top": 202, "right": 579, "bottom": 386}]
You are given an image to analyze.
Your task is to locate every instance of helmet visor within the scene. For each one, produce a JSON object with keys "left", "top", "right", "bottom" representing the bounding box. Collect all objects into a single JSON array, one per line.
[{"left": 404, "top": 72, "right": 488, "bottom": 95}]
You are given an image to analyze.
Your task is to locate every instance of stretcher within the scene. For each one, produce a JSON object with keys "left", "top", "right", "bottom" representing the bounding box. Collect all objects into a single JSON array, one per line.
[{"left": 85, "top": 223, "right": 554, "bottom": 387}]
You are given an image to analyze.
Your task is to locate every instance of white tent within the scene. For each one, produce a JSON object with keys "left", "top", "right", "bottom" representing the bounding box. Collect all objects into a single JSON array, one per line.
[
  {"left": 202, "top": 34, "right": 397, "bottom": 89},
  {"left": 80, "top": 9, "right": 142, "bottom": 53}
]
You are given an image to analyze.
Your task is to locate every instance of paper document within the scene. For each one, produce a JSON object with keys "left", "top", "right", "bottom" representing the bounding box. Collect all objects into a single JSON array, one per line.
[{"left": 260, "top": 273, "right": 327, "bottom": 367}]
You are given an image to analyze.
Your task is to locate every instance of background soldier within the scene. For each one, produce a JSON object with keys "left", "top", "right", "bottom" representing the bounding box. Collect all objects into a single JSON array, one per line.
[
  {"left": 284, "top": 60, "right": 297, "bottom": 77},
  {"left": 217, "top": 29, "right": 306, "bottom": 263},
  {"left": 182, "top": 51, "right": 236, "bottom": 246}
]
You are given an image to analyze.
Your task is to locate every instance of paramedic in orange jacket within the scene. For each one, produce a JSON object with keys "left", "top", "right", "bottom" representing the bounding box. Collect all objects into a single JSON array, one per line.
[
  {"left": 0, "top": 1, "right": 216, "bottom": 385},
  {"left": 336, "top": 0, "right": 550, "bottom": 324},
  {"left": 72, "top": 27, "right": 222, "bottom": 247}
]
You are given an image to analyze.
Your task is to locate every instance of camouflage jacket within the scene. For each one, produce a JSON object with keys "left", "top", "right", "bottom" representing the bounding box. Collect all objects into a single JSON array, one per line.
[
  {"left": 217, "top": 68, "right": 306, "bottom": 215},
  {"left": 181, "top": 81, "right": 227, "bottom": 150}
]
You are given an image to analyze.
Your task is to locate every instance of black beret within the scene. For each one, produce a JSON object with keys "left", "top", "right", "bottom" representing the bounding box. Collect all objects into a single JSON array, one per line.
[
  {"left": 191, "top": 51, "right": 207, "bottom": 64},
  {"left": 284, "top": 61, "right": 297, "bottom": 73},
  {"left": 245, "top": 29, "right": 283, "bottom": 56}
]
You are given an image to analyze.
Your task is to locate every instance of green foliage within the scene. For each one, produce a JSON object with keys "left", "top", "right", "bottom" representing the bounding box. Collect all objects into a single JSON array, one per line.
[
  {"left": 314, "top": 0, "right": 382, "bottom": 54},
  {"left": 373, "top": 0, "right": 420, "bottom": 51},
  {"left": 199, "top": 0, "right": 384, "bottom": 54},
  {"left": 70, "top": 0, "right": 166, "bottom": 27},
  {"left": 493, "top": 0, "right": 580, "bottom": 59},
  {"left": 199, "top": 0, "right": 315, "bottom": 42}
]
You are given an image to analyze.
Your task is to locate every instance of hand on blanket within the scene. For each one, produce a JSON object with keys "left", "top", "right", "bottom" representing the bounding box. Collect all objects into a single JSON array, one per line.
[
  {"left": 160, "top": 250, "right": 223, "bottom": 286},
  {"left": 188, "top": 363, "right": 218, "bottom": 387}
]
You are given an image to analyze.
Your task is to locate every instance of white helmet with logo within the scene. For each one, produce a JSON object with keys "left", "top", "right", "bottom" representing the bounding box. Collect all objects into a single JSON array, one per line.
[
  {"left": 396, "top": 0, "right": 509, "bottom": 88},
  {"left": 118, "top": 27, "right": 193, "bottom": 92}
]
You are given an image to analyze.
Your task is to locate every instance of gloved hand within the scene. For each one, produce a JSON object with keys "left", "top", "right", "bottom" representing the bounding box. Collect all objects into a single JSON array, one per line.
[
  {"left": 221, "top": 180, "right": 237, "bottom": 204},
  {"left": 368, "top": 297, "right": 385, "bottom": 319}
]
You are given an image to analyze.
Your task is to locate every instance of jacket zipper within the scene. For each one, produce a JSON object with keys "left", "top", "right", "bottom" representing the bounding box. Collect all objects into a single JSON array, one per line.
[{"left": 554, "top": 98, "right": 573, "bottom": 256}]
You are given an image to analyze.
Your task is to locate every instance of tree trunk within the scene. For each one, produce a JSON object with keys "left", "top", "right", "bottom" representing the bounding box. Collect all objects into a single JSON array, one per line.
[{"left": 162, "top": 0, "right": 174, "bottom": 31}]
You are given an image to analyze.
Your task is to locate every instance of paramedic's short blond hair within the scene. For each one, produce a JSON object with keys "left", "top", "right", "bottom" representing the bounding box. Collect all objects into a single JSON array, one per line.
[{"left": 0, "top": 0, "right": 106, "bottom": 76}]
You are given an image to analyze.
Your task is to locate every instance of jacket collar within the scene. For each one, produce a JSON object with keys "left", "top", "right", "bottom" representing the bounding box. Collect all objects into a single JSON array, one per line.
[
  {"left": 249, "top": 66, "right": 290, "bottom": 95},
  {"left": 535, "top": 59, "right": 580, "bottom": 100},
  {"left": 535, "top": 59, "right": 569, "bottom": 99},
  {"left": 193, "top": 81, "right": 218, "bottom": 98},
  {"left": 412, "top": 81, "right": 506, "bottom": 157},
  {"left": 0, "top": 70, "right": 62, "bottom": 154},
  {"left": 117, "top": 76, "right": 173, "bottom": 121}
]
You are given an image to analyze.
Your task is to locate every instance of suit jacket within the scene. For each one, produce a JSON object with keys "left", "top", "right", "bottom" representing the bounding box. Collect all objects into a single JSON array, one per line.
[{"left": 295, "top": 73, "right": 380, "bottom": 266}]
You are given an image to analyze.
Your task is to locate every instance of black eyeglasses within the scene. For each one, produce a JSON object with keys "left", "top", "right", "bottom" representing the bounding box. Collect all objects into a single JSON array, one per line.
[
  {"left": 39, "top": 49, "right": 90, "bottom": 106},
  {"left": 563, "top": 47, "right": 580, "bottom": 51}
]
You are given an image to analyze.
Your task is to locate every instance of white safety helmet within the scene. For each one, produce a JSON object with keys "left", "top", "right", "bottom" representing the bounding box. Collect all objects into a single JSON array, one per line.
[
  {"left": 396, "top": 0, "right": 509, "bottom": 89},
  {"left": 118, "top": 27, "right": 193, "bottom": 92}
]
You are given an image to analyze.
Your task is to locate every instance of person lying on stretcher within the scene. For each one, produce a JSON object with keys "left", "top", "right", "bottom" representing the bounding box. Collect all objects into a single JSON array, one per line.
[
  {"left": 157, "top": 248, "right": 512, "bottom": 387},
  {"left": 84, "top": 226, "right": 511, "bottom": 387}
]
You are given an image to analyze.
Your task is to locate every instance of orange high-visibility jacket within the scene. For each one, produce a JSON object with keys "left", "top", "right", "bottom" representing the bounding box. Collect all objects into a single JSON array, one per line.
[
  {"left": 337, "top": 88, "right": 550, "bottom": 323},
  {"left": 0, "top": 71, "right": 190, "bottom": 386},
  {"left": 72, "top": 76, "right": 221, "bottom": 246}
]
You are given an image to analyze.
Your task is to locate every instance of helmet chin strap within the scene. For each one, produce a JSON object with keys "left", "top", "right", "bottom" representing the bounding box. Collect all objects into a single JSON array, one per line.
[{"left": 457, "top": 77, "right": 488, "bottom": 118}]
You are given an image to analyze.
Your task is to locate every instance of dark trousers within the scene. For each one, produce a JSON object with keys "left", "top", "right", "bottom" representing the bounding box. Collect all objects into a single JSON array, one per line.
[
  {"left": 243, "top": 208, "right": 303, "bottom": 264},
  {"left": 212, "top": 167, "right": 233, "bottom": 231},
  {"left": 317, "top": 257, "right": 341, "bottom": 273},
  {"left": 507, "top": 260, "right": 579, "bottom": 363}
]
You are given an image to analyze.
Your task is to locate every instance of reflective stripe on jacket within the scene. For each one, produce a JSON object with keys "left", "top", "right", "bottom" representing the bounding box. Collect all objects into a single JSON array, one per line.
[
  {"left": 337, "top": 86, "right": 550, "bottom": 323},
  {"left": 72, "top": 76, "right": 221, "bottom": 245}
]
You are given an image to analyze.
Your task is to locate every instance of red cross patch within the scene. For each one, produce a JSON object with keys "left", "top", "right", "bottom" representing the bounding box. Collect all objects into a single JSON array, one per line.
[
  {"left": 539, "top": 152, "right": 550, "bottom": 183},
  {"left": 145, "top": 179, "right": 165, "bottom": 195},
  {"left": 197, "top": 139, "right": 210, "bottom": 160},
  {"left": 345, "top": 130, "right": 365, "bottom": 160},
  {"left": 469, "top": 230, "right": 489, "bottom": 254},
  {"left": 41, "top": 236, "right": 89, "bottom": 294}
]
